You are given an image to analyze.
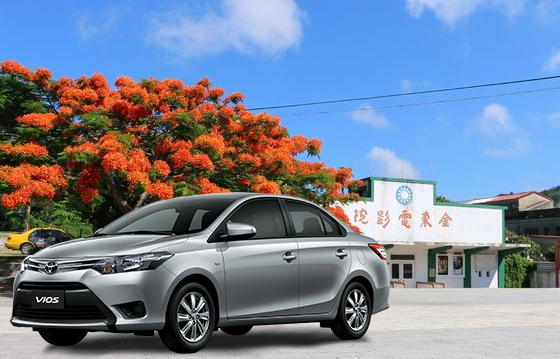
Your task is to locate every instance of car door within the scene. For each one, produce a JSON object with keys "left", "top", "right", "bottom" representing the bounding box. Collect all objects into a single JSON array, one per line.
[
  {"left": 29, "top": 229, "right": 50, "bottom": 248},
  {"left": 284, "top": 200, "right": 351, "bottom": 315},
  {"left": 218, "top": 199, "right": 299, "bottom": 318}
]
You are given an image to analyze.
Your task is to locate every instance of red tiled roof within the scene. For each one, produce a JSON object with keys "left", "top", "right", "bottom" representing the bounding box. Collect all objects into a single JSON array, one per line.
[{"left": 483, "top": 191, "right": 553, "bottom": 203}]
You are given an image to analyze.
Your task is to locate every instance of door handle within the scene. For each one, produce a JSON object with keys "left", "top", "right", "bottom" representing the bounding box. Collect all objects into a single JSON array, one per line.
[
  {"left": 335, "top": 249, "right": 348, "bottom": 259},
  {"left": 282, "top": 252, "right": 297, "bottom": 263}
]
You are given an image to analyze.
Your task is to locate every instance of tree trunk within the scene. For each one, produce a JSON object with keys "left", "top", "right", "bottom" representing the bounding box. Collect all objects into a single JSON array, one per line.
[
  {"left": 24, "top": 204, "right": 31, "bottom": 231},
  {"left": 102, "top": 178, "right": 148, "bottom": 215}
]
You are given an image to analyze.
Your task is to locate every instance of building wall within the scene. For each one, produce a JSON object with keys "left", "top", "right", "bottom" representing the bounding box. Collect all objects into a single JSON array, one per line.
[
  {"left": 519, "top": 193, "right": 553, "bottom": 211},
  {"left": 344, "top": 178, "right": 506, "bottom": 289},
  {"left": 507, "top": 217, "right": 560, "bottom": 237},
  {"left": 345, "top": 178, "right": 504, "bottom": 245},
  {"left": 471, "top": 252, "right": 498, "bottom": 288}
]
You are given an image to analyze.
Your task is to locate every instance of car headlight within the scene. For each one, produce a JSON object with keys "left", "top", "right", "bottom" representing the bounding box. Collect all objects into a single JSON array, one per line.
[
  {"left": 92, "top": 252, "right": 174, "bottom": 275},
  {"left": 20, "top": 256, "right": 30, "bottom": 272}
]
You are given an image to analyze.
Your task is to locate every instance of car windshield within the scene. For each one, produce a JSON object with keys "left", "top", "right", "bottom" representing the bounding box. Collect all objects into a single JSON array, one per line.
[{"left": 94, "top": 196, "right": 238, "bottom": 237}]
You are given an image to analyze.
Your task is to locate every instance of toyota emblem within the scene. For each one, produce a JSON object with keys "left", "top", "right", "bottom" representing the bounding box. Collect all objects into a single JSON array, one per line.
[{"left": 44, "top": 262, "right": 58, "bottom": 274}]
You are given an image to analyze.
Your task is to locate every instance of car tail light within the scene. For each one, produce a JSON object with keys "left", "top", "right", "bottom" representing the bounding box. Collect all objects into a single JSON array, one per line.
[{"left": 368, "top": 244, "right": 387, "bottom": 260}]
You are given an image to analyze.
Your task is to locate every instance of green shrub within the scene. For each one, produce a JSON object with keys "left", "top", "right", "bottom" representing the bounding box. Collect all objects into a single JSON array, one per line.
[{"left": 505, "top": 253, "right": 531, "bottom": 288}]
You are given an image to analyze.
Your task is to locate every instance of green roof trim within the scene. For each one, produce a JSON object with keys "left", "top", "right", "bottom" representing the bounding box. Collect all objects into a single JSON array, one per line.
[{"left": 359, "top": 176, "right": 508, "bottom": 210}]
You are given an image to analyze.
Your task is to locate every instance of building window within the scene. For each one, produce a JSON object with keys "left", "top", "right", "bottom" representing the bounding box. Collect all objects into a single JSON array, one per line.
[
  {"left": 556, "top": 227, "right": 560, "bottom": 236},
  {"left": 390, "top": 254, "right": 415, "bottom": 261},
  {"left": 544, "top": 227, "right": 550, "bottom": 235}
]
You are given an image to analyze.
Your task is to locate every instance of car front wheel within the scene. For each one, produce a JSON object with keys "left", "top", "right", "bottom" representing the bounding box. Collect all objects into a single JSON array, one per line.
[
  {"left": 38, "top": 329, "right": 87, "bottom": 346},
  {"left": 331, "top": 282, "right": 371, "bottom": 340},
  {"left": 159, "top": 282, "right": 216, "bottom": 353}
]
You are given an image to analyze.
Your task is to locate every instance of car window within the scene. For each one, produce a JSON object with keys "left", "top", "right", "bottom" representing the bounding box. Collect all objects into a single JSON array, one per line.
[
  {"left": 320, "top": 212, "right": 342, "bottom": 236},
  {"left": 285, "top": 201, "right": 326, "bottom": 237},
  {"left": 99, "top": 196, "right": 238, "bottom": 236},
  {"left": 228, "top": 200, "right": 287, "bottom": 239},
  {"left": 118, "top": 208, "right": 181, "bottom": 233},
  {"left": 51, "top": 230, "right": 70, "bottom": 243},
  {"left": 32, "top": 230, "right": 50, "bottom": 239}
]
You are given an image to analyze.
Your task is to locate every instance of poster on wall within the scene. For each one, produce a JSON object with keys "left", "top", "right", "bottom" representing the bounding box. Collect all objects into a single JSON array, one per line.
[
  {"left": 437, "top": 255, "right": 448, "bottom": 275},
  {"left": 453, "top": 255, "right": 464, "bottom": 276}
]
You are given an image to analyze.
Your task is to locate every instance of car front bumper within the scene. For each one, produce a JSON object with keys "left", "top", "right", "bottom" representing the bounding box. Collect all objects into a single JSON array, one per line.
[{"left": 11, "top": 265, "right": 177, "bottom": 332}]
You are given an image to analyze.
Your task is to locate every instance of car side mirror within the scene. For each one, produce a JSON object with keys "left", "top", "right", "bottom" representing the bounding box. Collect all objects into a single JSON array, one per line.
[{"left": 225, "top": 223, "right": 257, "bottom": 239}]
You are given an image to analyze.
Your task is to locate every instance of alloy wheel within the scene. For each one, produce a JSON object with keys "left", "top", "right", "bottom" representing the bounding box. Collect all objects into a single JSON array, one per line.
[
  {"left": 177, "top": 291, "right": 210, "bottom": 343},
  {"left": 344, "top": 289, "right": 368, "bottom": 331}
]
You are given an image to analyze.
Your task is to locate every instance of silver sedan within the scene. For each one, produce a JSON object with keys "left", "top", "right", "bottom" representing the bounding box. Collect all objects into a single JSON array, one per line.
[{"left": 11, "top": 193, "right": 390, "bottom": 353}]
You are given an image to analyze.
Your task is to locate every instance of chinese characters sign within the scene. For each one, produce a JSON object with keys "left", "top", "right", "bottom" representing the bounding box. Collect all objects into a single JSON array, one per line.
[{"left": 354, "top": 208, "right": 453, "bottom": 230}]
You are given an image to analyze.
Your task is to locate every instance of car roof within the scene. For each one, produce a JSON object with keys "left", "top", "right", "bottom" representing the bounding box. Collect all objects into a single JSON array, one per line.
[{"left": 179, "top": 192, "right": 322, "bottom": 206}]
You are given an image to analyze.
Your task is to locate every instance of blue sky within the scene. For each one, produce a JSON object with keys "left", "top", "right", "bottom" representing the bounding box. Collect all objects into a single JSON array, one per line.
[{"left": 2, "top": 0, "right": 560, "bottom": 201}]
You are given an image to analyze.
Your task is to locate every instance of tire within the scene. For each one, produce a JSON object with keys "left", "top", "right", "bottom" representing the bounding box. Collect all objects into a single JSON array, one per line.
[
  {"left": 331, "top": 282, "right": 372, "bottom": 340},
  {"left": 20, "top": 242, "right": 34, "bottom": 255},
  {"left": 221, "top": 326, "right": 252, "bottom": 336},
  {"left": 158, "top": 282, "right": 216, "bottom": 353},
  {"left": 38, "top": 329, "right": 87, "bottom": 346}
]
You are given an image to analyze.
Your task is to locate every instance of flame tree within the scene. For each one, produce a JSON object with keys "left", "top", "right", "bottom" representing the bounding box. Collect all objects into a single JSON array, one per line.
[{"left": 0, "top": 60, "right": 360, "bottom": 230}]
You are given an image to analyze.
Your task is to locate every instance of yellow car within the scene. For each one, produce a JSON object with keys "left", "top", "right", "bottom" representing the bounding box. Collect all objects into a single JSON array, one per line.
[{"left": 4, "top": 228, "right": 73, "bottom": 254}]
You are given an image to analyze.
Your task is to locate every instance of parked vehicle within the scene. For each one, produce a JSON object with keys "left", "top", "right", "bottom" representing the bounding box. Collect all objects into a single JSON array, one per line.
[
  {"left": 4, "top": 228, "right": 73, "bottom": 254},
  {"left": 11, "top": 193, "right": 389, "bottom": 353}
]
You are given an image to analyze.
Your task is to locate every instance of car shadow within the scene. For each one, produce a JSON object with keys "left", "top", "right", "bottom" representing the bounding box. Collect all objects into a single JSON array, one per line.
[{"left": 41, "top": 325, "right": 348, "bottom": 355}]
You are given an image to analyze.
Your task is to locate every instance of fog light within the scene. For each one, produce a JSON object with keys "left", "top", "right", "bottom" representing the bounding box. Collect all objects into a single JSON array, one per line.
[{"left": 117, "top": 301, "right": 146, "bottom": 318}]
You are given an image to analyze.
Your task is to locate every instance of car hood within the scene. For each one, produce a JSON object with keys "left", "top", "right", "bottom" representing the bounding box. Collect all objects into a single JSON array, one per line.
[{"left": 32, "top": 233, "right": 188, "bottom": 258}]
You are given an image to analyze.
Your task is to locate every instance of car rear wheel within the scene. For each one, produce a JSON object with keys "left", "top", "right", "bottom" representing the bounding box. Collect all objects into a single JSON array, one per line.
[
  {"left": 159, "top": 282, "right": 216, "bottom": 353},
  {"left": 20, "top": 242, "right": 34, "bottom": 255},
  {"left": 221, "top": 326, "right": 252, "bottom": 336},
  {"left": 331, "top": 282, "right": 371, "bottom": 340},
  {"left": 38, "top": 329, "right": 87, "bottom": 346}
]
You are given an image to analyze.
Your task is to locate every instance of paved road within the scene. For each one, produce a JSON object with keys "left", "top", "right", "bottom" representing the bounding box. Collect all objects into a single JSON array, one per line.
[{"left": 1, "top": 289, "right": 559, "bottom": 358}]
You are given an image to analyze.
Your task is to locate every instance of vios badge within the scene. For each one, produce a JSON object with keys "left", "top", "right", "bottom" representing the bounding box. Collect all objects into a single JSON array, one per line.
[
  {"left": 396, "top": 185, "right": 413, "bottom": 205},
  {"left": 44, "top": 262, "right": 58, "bottom": 274}
]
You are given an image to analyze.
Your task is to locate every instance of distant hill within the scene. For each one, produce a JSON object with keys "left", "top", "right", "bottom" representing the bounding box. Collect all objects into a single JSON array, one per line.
[{"left": 542, "top": 186, "right": 560, "bottom": 206}]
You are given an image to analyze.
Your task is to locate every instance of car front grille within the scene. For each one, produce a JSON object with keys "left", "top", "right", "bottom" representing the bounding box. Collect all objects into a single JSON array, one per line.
[
  {"left": 13, "top": 282, "right": 116, "bottom": 325},
  {"left": 19, "top": 282, "right": 88, "bottom": 290},
  {"left": 26, "top": 258, "right": 101, "bottom": 274},
  {"left": 13, "top": 303, "right": 106, "bottom": 321}
]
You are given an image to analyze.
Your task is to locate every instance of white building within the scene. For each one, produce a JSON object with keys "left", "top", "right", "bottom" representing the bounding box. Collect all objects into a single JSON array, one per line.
[{"left": 343, "top": 177, "right": 525, "bottom": 288}]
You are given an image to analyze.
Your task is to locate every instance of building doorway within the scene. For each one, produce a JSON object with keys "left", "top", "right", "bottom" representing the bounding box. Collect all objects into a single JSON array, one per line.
[{"left": 390, "top": 254, "right": 415, "bottom": 287}]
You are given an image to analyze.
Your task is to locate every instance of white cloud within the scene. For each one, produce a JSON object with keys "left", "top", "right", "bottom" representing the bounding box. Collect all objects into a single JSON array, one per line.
[
  {"left": 399, "top": 78, "right": 433, "bottom": 91},
  {"left": 405, "top": 0, "right": 528, "bottom": 26},
  {"left": 483, "top": 137, "right": 531, "bottom": 157},
  {"left": 147, "top": 0, "right": 307, "bottom": 58},
  {"left": 351, "top": 105, "right": 391, "bottom": 129},
  {"left": 537, "top": 0, "right": 560, "bottom": 23},
  {"left": 548, "top": 111, "right": 560, "bottom": 128},
  {"left": 470, "top": 103, "right": 531, "bottom": 157},
  {"left": 76, "top": 8, "right": 123, "bottom": 41},
  {"left": 543, "top": 49, "right": 560, "bottom": 72},
  {"left": 400, "top": 79, "right": 411, "bottom": 91},
  {"left": 476, "top": 103, "right": 514, "bottom": 136},
  {"left": 369, "top": 147, "right": 420, "bottom": 179}
]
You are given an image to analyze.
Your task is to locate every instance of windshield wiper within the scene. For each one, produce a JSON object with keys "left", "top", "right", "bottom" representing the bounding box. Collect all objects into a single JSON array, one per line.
[
  {"left": 88, "top": 232, "right": 109, "bottom": 238},
  {"left": 112, "top": 230, "right": 175, "bottom": 236}
]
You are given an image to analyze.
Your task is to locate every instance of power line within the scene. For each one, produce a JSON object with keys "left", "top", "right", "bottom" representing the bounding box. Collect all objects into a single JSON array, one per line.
[
  {"left": 276, "top": 86, "right": 560, "bottom": 117},
  {"left": 246, "top": 75, "right": 560, "bottom": 111}
]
